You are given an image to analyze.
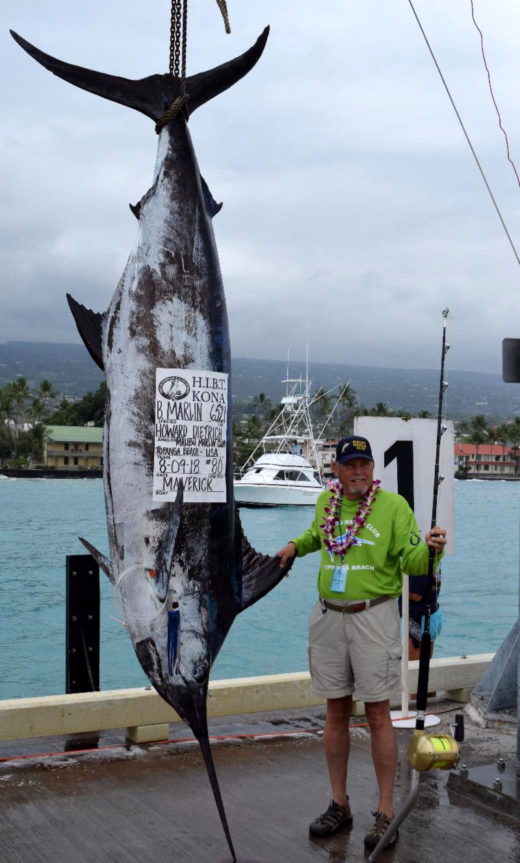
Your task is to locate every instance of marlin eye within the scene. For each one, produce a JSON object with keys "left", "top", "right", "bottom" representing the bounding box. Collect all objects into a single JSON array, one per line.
[{"left": 193, "top": 661, "right": 209, "bottom": 683}]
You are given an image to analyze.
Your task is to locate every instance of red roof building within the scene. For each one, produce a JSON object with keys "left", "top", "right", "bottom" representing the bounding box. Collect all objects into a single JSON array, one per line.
[{"left": 454, "top": 442, "right": 519, "bottom": 477}]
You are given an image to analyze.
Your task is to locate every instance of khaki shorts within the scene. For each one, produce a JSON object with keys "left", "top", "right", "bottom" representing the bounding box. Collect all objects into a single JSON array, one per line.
[{"left": 307, "top": 598, "right": 401, "bottom": 702}]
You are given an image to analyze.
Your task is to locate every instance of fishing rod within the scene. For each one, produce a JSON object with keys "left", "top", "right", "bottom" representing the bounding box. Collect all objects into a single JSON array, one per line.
[
  {"left": 415, "top": 307, "right": 449, "bottom": 732},
  {"left": 368, "top": 308, "right": 462, "bottom": 863}
]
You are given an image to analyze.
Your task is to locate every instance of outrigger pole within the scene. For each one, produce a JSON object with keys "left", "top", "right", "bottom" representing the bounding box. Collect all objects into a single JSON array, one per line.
[{"left": 368, "top": 308, "right": 462, "bottom": 862}]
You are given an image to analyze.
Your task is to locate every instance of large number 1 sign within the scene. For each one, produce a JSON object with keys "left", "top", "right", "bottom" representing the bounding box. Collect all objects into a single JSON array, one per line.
[
  {"left": 384, "top": 440, "right": 414, "bottom": 511},
  {"left": 354, "top": 417, "right": 454, "bottom": 553}
]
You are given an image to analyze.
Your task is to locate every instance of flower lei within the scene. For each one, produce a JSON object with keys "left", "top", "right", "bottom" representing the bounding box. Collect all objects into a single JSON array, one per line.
[{"left": 321, "top": 478, "right": 381, "bottom": 557}]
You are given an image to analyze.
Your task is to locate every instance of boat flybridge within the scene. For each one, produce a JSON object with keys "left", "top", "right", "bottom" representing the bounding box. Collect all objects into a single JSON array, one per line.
[{"left": 234, "top": 375, "right": 348, "bottom": 507}]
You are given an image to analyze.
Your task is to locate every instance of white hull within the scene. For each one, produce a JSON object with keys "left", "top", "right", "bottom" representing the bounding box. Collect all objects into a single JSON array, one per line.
[
  {"left": 234, "top": 481, "right": 321, "bottom": 507},
  {"left": 234, "top": 371, "right": 346, "bottom": 507},
  {"left": 234, "top": 452, "right": 322, "bottom": 507}
]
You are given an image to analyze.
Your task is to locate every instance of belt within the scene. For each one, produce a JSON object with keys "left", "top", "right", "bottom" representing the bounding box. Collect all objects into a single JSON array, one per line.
[{"left": 321, "top": 595, "right": 392, "bottom": 614}]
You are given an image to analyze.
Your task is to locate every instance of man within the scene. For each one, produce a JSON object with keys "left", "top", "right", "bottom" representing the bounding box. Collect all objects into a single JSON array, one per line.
[{"left": 276, "top": 435, "right": 446, "bottom": 851}]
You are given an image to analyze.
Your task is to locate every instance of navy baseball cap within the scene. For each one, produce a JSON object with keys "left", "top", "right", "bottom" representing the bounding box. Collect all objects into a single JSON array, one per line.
[{"left": 335, "top": 435, "right": 374, "bottom": 465}]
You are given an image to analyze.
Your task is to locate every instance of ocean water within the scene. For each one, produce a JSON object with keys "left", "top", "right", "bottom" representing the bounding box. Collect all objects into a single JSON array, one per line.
[{"left": 0, "top": 477, "right": 518, "bottom": 700}]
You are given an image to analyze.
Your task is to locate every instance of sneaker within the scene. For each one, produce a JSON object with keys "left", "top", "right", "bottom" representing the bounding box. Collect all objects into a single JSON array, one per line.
[
  {"left": 309, "top": 799, "right": 353, "bottom": 838},
  {"left": 363, "top": 810, "right": 398, "bottom": 851}
]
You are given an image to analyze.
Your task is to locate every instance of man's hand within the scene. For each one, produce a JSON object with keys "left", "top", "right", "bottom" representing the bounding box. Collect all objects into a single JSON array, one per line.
[
  {"left": 276, "top": 541, "right": 297, "bottom": 570},
  {"left": 425, "top": 526, "right": 446, "bottom": 553}
]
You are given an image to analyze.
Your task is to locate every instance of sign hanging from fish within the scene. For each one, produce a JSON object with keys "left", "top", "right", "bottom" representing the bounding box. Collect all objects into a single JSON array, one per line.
[{"left": 11, "top": 18, "right": 292, "bottom": 863}]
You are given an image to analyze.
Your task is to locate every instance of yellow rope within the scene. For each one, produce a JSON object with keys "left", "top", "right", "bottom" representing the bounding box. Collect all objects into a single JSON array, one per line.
[
  {"left": 216, "top": 0, "right": 231, "bottom": 34},
  {"left": 155, "top": 91, "right": 189, "bottom": 134}
]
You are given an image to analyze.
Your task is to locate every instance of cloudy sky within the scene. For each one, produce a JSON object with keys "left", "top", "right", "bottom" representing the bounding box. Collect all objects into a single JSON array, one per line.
[{"left": 2, "top": 0, "right": 520, "bottom": 374}]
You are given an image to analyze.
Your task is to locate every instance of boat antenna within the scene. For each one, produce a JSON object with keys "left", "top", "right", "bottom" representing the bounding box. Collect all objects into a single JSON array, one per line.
[{"left": 368, "top": 308, "right": 461, "bottom": 863}]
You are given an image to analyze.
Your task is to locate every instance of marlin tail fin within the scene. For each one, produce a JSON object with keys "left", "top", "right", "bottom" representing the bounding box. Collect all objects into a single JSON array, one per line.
[{"left": 10, "top": 28, "right": 269, "bottom": 123}]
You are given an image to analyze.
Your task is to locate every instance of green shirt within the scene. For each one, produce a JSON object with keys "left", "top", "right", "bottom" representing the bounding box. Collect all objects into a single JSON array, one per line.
[{"left": 292, "top": 487, "right": 441, "bottom": 600}]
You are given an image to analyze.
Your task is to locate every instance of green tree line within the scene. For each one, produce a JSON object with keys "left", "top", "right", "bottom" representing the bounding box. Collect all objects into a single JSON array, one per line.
[
  {"left": 3, "top": 376, "right": 520, "bottom": 472},
  {"left": 0, "top": 378, "right": 106, "bottom": 467}
]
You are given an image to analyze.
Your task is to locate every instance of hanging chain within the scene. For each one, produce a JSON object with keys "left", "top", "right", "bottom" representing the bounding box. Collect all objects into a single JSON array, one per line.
[
  {"left": 157, "top": 0, "right": 189, "bottom": 133},
  {"left": 169, "top": 0, "right": 182, "bottom": 77},
  {"left": 157, "top": 0, "right": 231, "bottom": 133},
  {"left": 180, "top": 0, "right": 188, "bottom": 85}
]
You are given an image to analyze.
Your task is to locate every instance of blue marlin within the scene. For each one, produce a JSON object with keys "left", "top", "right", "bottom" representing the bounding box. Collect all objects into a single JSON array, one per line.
[
  {"left": 326, "top": 532, "right": 375, "bottom": 560},
  {"left": 11, "top": 27, "right": 289, "bottom": 861}
]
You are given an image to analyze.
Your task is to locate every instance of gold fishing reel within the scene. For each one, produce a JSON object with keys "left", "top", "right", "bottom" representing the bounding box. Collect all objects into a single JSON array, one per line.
[{"left": 408, "top": 730, "right": 460, "bottom": 772}]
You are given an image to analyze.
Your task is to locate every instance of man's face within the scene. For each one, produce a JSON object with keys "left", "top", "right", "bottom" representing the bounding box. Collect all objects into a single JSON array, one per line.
[{"left": 332, "top": 457, "right": 374, "bottom": 500}]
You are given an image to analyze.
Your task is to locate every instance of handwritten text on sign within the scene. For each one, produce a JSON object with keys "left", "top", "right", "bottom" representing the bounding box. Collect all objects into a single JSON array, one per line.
[{"left": 153, "top": 369, "right": 228, "bottom": 503}]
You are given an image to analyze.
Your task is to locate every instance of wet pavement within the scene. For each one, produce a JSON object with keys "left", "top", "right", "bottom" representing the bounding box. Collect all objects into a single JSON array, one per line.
[{"left": 0, "top": 697, "right": 519, "bottom": 863}]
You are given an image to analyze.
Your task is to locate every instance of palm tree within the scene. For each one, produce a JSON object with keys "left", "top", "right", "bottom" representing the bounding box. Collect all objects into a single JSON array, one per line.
[
  {"left": 338, "top": 383, "right": 357, "bottom": 414},
  {"left": 8, "top": 377, "right": 31, "bottom": 413},
  {"left": 507, "top": 422, "right": 520, "bottom": 476},
  {"left": 468, "top": 416, "right": 489, "bottom": 475},
  {"left": 334, "top": 383, "right": 358, "bottom": 436},
  {"left": 38, "top": 379, "right": 58, "bottom": 403},
  {"left": 251, "top": 392, "right": 271, "bottom": 421},
  {"left": 471, "top": 414, "right": 489, "bottom": 435},
  {"left": 494, "top": 423, "right": 510, "bottom": 471},
  {"left": 371, "top": 401, "right": 391, "bottom": 416},
  {"left": 5, "top": 377, "right": 31, "bottom": 455},
  {"left": 28, "top": 398, "right": 46, "bottom": 424},
  {"left": 312, "top": 386, "right": 332, "bottom": 417},
  {"left": 0, "top": 386, "right": 16, "bottom": 457},
  {"left": 455, "top": 419, "right": 471, "bottom": 441}
]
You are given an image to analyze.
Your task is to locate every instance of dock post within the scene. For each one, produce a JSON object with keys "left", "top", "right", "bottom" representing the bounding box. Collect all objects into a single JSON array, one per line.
[{"left": 66, "top": 554, "right": 100, "bottom": 693}]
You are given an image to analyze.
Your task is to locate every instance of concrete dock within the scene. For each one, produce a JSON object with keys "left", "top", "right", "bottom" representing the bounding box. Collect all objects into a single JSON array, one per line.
[{"left": 1, "top": 697, "right": 518, "bottom": 863}]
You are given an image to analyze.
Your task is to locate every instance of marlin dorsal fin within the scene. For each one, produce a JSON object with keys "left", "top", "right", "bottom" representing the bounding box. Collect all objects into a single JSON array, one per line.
[{"left": 66, "top": 294, "right": 105, "bottom": 371}]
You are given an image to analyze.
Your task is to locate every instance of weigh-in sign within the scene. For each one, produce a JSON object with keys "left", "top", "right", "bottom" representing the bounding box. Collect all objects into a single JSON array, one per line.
[
  {"left": 354, "top": 416, "right": 454, "bottom": 554},
  {"left": 153, "top": 368, "right": 228, "bottom": 503}
]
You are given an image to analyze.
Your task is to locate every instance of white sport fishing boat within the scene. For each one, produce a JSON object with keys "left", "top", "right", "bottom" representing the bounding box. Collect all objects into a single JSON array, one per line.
[{"left": 234, "top": 374, "right": 347, "bottom": 507}]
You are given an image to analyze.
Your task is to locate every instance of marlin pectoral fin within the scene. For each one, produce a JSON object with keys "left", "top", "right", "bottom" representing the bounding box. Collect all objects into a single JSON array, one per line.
[
  {"left": 135, "top": 637, "right": 165, "bottom": 694},
  {"left": 66, "top": 294, "right": 105, "bottom": 371},
  {"left": 200, "top": 175, "right": 223, "bottom": 217},
  {"left": 235, "top": 510, "right": 293, "bottom": 611},
  {"left": 153, "top": 480, "right": 184, "bottom": 601},
  {"left": 78, "top": 536, "right": 114, "bottom": 583}
]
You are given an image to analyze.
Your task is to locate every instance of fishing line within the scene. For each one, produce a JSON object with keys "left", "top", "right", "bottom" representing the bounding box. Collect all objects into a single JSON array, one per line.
[
  {"left": 469, "top": 0, "right": 520, "bottom": 187},
  {"left": 111, "top": 563, "right": 167, "bottom": 627},
  {"left": 407, "top": 0, "right": 520, "bottom": 266}
]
